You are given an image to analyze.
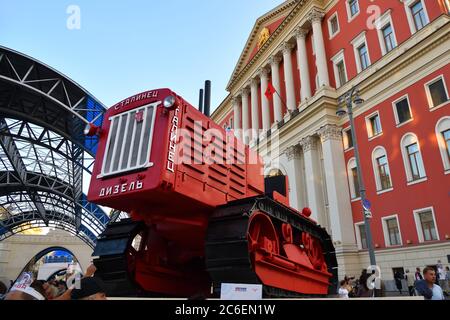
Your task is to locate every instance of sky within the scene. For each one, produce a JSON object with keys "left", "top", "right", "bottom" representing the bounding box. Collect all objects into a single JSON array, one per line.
[{"left": 0, "top": 0, "right": 283, "bottom": 112}]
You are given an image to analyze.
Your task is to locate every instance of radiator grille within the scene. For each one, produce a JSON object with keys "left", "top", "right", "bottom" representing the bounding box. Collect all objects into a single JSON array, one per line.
[{"left": 101, "top": 102, "right": 158, "bottom": 177}]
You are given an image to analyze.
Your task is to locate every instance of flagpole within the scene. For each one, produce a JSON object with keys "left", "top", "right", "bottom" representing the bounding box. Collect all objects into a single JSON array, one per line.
[
  {"left": 274, "top": 90, "right": 288, "bottom": 112},
  {"left": 266, "top": 81, "right": 288, "bottom": 116}
]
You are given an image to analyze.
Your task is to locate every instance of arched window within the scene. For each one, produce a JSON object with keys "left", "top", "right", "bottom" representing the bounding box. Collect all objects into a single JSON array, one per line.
[
  {"left": 435, "top": 116, "right": 450, "bottom": 172},
  {"left": 267, "top": 168, "right": 284, "bottom": 177},
  {"left": 400, "top": 133, "right": 426, "bottom": 183},
  {"left": 347, "top": 158, "right": 360, "bottom": 200},
  {"left": 372, "top": 146, "right": 393, "bottom": 193},
  {"left": 264, "top": 164, "right": 287, "bottom": 178}
]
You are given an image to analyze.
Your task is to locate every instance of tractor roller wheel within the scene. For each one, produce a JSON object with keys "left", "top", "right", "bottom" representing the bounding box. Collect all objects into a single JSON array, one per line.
[{"left": 92, "top": 219, "right": 146, "bottom": 297}]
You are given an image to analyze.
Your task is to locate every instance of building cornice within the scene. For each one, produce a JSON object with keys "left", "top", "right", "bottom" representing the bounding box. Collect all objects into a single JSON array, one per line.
[
  {"left": 228, "top": 1, "right": 328, "bottom": 94},
  {"left": 227, "top": 0, "right": 328, "bottom": 92}
]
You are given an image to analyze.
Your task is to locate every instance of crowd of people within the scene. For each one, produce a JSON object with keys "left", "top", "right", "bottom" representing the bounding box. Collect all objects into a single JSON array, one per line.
[
  {"left": 337, "top": 270, "right": 378, "bottom": 298},
  {"left": 0, "top": 263, "right": 107, "bottom": 300},
  {"left": 2, "top": 260, "right": 449, "bottom": 301},
  {"left": 338, "top": 262, "right": 449, "bottom": 300}
]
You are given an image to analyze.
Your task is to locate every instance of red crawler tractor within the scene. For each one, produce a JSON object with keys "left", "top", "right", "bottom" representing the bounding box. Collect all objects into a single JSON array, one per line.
[{"left": 87, "top": 88, "right": 337, "bottom": 298}]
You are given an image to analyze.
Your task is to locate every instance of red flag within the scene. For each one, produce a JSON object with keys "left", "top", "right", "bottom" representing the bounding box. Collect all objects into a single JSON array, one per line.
[{"left": 265, "top": 82, "right": 276, "bottom": 100}]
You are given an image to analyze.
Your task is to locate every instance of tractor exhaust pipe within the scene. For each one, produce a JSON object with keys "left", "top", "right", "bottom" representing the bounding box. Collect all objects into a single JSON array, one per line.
[
  {"left": 203, "top": 80, "right": 211, "bottom": 117},
  {"left": 198, "top": 89, "right": 204, "bottom": 113}
]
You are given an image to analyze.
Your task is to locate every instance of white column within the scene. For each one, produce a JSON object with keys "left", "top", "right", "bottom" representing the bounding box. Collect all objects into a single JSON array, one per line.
[
  {"left": 240, "top": 88, "right": 250, "bottom": 145},
  {"left": 309, "top": 9, "right": 330, "bottom": 87},
  {"left": 284, "top": 145, "right": 307, "bottom": 210},
  {"left": 299, "top": 136, "right": 325, "bottom": 226},
  {"left": 232, "top": 96, "right": 241, "bottom": 140},
  {"left": 317, "top": 124, "right": 355, "bottom": 245},
  {"left": 282, "top": 42, "right": 297, "bottom": 112},
  {"left": 259, "top": 67, "right": 271, "bottom": 131},
  {"left": 269, "top": 56, "right": 283, "bottom": 123},
  {"left": 250, "top": 79, "right": 260, "bottom": 142},
  {"left": 295, "top": 27, "right": 312, "bottom": 101}
]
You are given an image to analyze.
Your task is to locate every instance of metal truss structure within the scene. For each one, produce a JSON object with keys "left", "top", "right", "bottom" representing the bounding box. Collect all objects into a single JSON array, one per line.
[{"left": 0, "top": 45, "right": 110, "bottom": 248}]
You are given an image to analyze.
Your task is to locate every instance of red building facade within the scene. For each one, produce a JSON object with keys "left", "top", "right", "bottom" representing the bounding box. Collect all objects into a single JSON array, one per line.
[{"left": 212, "top": 0, "right": 450, "bottom": 284}]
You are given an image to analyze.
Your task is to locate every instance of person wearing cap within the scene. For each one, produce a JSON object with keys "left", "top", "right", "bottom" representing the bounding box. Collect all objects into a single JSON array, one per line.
[
  {"left": 4, "top": 280, "right": 46, "bottom": 300},
  {"left": 70, "top": 277, "right": 107, "bottom": 300}
]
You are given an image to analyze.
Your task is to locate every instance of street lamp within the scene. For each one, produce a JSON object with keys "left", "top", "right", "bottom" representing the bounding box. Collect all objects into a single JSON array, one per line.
[{"left": 336, "top": 86, "right": 377, "bottom": 267}]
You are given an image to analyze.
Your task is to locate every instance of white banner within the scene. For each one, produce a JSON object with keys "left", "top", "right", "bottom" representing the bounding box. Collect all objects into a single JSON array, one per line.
[{"left": 220, "top": 283, "right": 263, "bottom": 300}]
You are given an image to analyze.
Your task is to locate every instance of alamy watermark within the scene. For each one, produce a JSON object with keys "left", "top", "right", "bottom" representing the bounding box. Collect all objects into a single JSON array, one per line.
[
  {"left": 66, "top": 271, "right": 82, "bottom": 289},
  {"left": 66, "top": 5, "right": 81, "bottom": 30},
  {"left": 366, "top": 265, "right": 382, "bottom": 290}
]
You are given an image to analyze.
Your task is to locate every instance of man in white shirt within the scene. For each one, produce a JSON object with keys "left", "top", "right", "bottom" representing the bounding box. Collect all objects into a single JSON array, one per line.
[{"left": 338, "top": 280, "right": 349, "bottom": 299}]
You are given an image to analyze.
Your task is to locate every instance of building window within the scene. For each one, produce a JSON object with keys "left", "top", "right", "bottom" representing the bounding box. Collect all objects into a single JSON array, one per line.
[
  {"left": 377, "top": 156, "right": 391, "bottom": 189},
  {"left": 366, "top": 112, "right": 382, "bottom": 138},
  {"left": 355, "top": 223, "right": 368, "bottom": 250},
  {"left": 330, "top": 16, "right": 339, "bottom": 34},
  {"left": 229, "top": 117, "right": 233, "bottom": 129},
  {"left": 411, "top": 1, "right": 428, "bottom": 31},
  {"left": 407, "top": 143, "right": 425, "bottom": 181},
  {"left": 425, "top": 76, "right": 449, "bottom": 110},
  {"left": 347, "top": 158, "right": 360, "bottom": 199},
  {"left": 435, "top": 117, "right": 450, "bottom": 171},
  {"left": 383, "top": 216, "right": 402, "bottom": 246},
  {"left": 328, "top": 12, "right": 340, "bottom": 38},
  {"left": 404, "top": 0, "right": 429, "bottom": 34},
  {"left": 393, "top": 95, "right": 413, "bottom": 126},
  {"left": 375, "top": 10, "right": 397, "bottom": 55},
  {"left": 331, "top": 50, "right": 347, "bottom": 88},
  {"left": 337, "top": 61, "right": 347, "bottom": 86},
  {"left": 401, "top": 133, "right": 427, "bottom": 183},
  {"left": 352, "top": 167, "right": 360, "bottom": 197},
  {"left": 382, "top": 24, "right": 396, "bottom": 53},
  {"left": 347, "top": 0, "right": 360, "bottom": 20},
  {"left": 372, "top": 147, "right": 393, "bottom": 192},
  {"left": 351, "top": 32, "right": 370, "bottom": 73},
  {"left": 359, "top": 225, "right": 368, "bottom": 249},
  {"left": 443, "top": 129, "right": 450, "bottom": 162},
  {"left": 414, "top": 207, "right": 439, "bottom": 243},
  {"left": 343, "top": 127, "right": 353, "bottom": 150},
  {"left": 358, "top": 44, "right": 369, "bottom": 71},
  {"left": 267, "top": 168, "right": 284, "bottom": 177},
  {"left": 419, "top": 211, "right": 438, "bottom": 241}
]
